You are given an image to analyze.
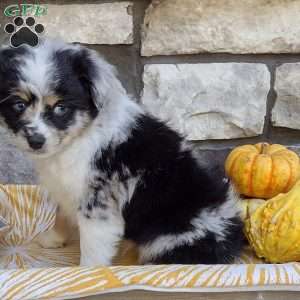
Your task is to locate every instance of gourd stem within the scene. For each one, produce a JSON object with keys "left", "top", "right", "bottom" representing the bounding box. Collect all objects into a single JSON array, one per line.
[{"left": 261, "top": 143, "right": 268, "bottom": 154}]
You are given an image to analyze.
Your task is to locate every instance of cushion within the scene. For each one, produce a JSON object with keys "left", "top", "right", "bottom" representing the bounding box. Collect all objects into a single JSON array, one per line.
[{"left": 0, "top": 184, "right": 300, "bottom": 300}]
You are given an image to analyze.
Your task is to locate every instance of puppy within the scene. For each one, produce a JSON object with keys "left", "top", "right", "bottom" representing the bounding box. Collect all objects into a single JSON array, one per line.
[{"left": 0, "top": 39, "right": 243, "bottom": 266}]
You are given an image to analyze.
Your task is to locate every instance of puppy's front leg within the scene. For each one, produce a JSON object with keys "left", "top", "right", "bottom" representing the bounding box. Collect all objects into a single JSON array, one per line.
[{"left": 78, "top": 210, "right": 124, "bottom": 267}]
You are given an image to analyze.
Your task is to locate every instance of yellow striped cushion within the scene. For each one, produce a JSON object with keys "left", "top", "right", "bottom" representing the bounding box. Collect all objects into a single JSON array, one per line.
[{"left": 0, "top": 184, "right": 300, "bottom": 300}]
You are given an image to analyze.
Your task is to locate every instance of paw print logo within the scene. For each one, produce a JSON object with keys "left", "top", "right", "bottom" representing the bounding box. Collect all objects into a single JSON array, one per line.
[{"left": 4, "top": 16, "right": 44, "bottom": 48}]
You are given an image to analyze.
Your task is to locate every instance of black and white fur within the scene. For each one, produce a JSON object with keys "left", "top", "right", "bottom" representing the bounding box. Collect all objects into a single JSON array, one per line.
[{"left": 0, "top": 39, "right": 243, "bottom": 265}]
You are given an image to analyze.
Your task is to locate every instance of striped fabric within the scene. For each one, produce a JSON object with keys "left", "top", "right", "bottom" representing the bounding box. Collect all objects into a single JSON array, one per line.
[{"left": 0, "top": 184, "right": 299, "bottom": 300}]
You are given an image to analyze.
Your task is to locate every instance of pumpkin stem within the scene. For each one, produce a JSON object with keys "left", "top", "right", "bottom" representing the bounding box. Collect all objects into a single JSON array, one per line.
[{"left": 261, "top": 143, "right": 268, "bottom": 154}]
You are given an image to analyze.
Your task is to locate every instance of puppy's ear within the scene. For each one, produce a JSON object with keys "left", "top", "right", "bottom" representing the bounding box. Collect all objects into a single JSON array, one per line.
[
  {"left": 0, "top": 46, "right": 28, "bottom": 101},
  {"left": 79, "top": 73, "right": 103, "bottom": 111},
  {"left": 73, "top": 48, "right": 125, "bottom": 111},
  {"left": 71, "top": 50, "right": 102, "bottom": 111},
  {"left": 0, "top": 46, "right": 27, "bottom": 79}
]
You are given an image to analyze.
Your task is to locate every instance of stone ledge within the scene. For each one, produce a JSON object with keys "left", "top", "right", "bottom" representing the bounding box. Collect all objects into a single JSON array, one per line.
[
  {"left": 40, "top": 3, "right": 133, "bottom": 44},
  {"left": 272, "top": 63, "right": 300, "bottom": 130},
  {"left": 142, "top": 0, "right": 300, "bottom": 56},
  {"left": 142, "top": 63, "right": 270, "bottom": 140}
]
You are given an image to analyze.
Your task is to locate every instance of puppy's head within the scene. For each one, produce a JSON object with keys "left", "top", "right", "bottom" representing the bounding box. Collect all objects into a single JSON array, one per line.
[{"left": 0, "top": 39, "right": 122, "bottom": 157}]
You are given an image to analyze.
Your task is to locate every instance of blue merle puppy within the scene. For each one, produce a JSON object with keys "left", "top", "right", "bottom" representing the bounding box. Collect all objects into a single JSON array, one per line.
[{"left": 0, "top": 39, "right": 243, "bottom": 266}]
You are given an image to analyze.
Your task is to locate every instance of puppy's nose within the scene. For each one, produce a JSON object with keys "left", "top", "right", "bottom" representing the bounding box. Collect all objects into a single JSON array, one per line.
[{"left": 27, "top": 133, "right": 45, "bottom": 150}]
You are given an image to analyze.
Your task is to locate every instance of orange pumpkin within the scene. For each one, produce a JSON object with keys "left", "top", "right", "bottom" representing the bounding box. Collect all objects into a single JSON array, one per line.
[{"left": 225, "top": 143, "right": 300, "bottom": 199}]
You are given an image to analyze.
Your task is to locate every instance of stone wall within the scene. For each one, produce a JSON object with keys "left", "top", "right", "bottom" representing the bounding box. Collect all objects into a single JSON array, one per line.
[{"left": 0, "top": 0, "right": 300, "bottom": 183}]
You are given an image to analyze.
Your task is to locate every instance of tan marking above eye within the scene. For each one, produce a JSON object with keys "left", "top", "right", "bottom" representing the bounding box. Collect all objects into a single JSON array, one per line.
[
  {"left": 44, "top": 95, "right": 61, "bottom": 106},
  {"left": 12, "top": 91, "right": 30, "bottom": 102}
]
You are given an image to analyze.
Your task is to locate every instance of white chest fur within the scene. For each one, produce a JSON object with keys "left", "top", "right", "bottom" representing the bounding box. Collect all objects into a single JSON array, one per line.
[
  {"left": 37, "top": 156, "right": 90, "bottom": 225},
  {"left": 34, "top": 127, "right": 101, "bottom": 225}
]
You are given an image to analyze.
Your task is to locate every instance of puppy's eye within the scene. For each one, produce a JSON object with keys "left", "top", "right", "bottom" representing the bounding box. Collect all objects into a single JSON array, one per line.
[
  {"left": 53, "top": 104, "right": 69, "bottom": 116},
  {"left": 12, "top": 101, "right": 27, "bottom": 113}
]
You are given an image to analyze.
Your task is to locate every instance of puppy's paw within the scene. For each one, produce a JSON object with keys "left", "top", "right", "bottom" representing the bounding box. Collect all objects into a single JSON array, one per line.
[
  {"left": 80, "top": 253, "right": 111, "bottom": 267},
  {"left": 80, "top": 256, "right": 91, "bottom": 267},
  {"left": 80, "top": 256, "right": 105, "bottom": 267},
  {"left": 34, "top": 229, "right": 67, "bottom": 249}
]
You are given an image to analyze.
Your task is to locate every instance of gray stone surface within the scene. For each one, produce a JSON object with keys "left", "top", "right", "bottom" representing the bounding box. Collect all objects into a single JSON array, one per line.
[
  {"left": 0, "top": 1, "right": 12, "bottom": 46},
  {"left": 0, "top": 2, "right": 133, "bottom": 45},
  {"left": 272, "top": 63, "right": 300, "bottom": 130},
  {"left": 142, "top": 63, "right": 270, "bottom": 140},
  {"left": 41, "top": 3, "right": 133, "bottom": 44},
  {"left": 141, "top": 0, "right": 300, "bottom": 56},
  {"left": 0, "top": 130, "right": 36, "bottom": 184}
]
